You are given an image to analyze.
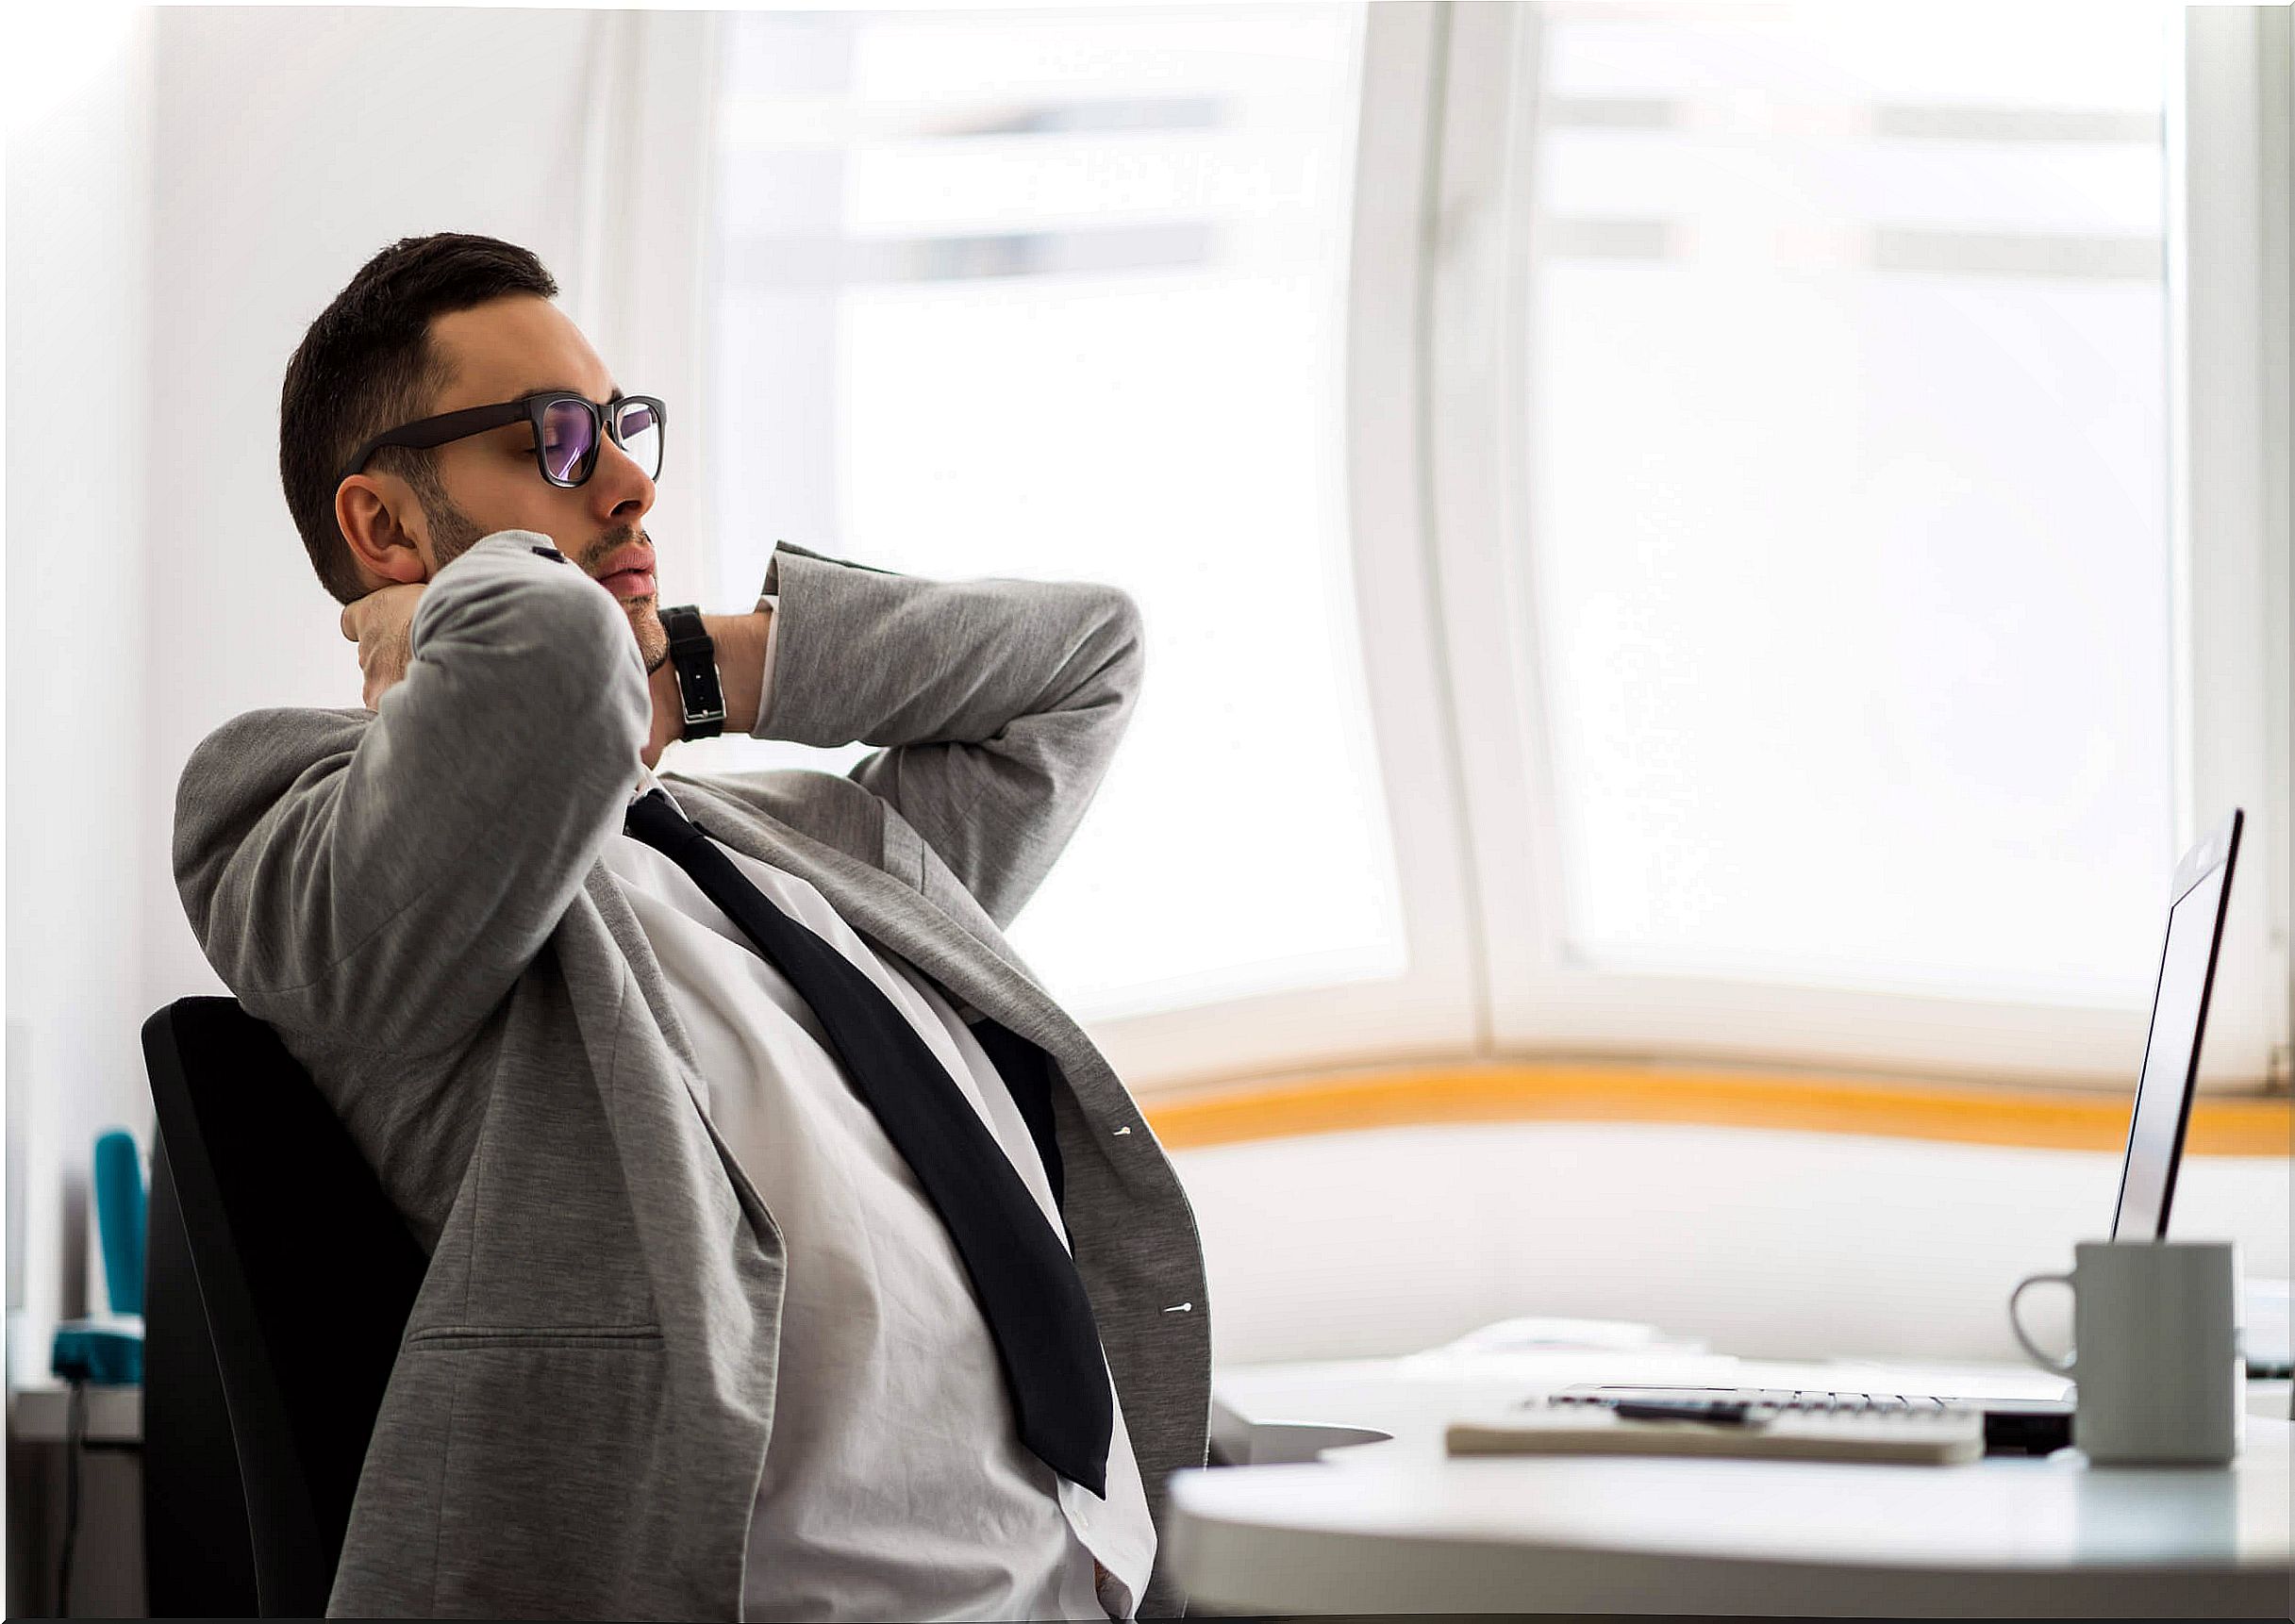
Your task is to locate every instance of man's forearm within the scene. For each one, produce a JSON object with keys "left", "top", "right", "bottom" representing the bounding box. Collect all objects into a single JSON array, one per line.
[
  {"left": 705, "top": 606, "right": 773, "bottom": 734},
  {"left": 648, "top": 605, "right": 774, "bottom": 748}
]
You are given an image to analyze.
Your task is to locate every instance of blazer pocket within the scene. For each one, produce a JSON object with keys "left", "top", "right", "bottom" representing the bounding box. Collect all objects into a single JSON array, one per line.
[
  {"left": 407, "top": 1323, "right": 664, "bottom": 1351},
  {"left": 418, "top": 1339, "right": 679, "bottom": 1618}
]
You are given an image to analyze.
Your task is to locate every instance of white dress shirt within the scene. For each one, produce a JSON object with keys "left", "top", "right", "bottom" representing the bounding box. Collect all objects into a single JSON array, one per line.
[{"left": 607, "top": 598, "right": 1156, "bottom": 1620}]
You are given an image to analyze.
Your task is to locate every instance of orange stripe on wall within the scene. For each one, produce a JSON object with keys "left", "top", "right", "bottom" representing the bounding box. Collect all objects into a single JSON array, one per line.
[{"left": 1139, "top": 1064, "right": 2293, "bottom": 1157}]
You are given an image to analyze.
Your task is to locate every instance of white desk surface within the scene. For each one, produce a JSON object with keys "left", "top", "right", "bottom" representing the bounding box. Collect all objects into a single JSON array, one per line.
[{"left": 1172, "top": 1351, "right": 2294, "bottom": 1617}]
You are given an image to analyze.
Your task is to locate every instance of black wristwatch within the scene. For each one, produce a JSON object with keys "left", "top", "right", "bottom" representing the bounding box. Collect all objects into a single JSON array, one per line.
[{"left": 659, "top": 605, "right": 726, "bottom": 740}]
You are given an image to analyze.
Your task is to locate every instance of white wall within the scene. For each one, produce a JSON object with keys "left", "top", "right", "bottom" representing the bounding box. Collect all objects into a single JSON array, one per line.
[
  {"left": 141, "top": 5, "right": 609, "bottom": 1010},
  {"left": 6, "top": 4, "right": 624, "bottom": 1383},
  {"left": 1177, "top": 1123, "right": 2292, "bottom": 1368},
  {"left": 5, "top": 5, "right": 158, "bottom": 1378}
]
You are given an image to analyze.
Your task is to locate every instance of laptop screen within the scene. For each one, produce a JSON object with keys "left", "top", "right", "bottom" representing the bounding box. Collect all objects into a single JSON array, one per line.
[{"left": 2109, "top": 813, "right": 2241, "bottom": 1241}]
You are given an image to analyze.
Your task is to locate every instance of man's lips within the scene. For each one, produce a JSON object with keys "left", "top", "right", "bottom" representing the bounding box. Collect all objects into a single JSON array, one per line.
[{"left": 595, "top": 542, "right": 657, "bottom": 600}]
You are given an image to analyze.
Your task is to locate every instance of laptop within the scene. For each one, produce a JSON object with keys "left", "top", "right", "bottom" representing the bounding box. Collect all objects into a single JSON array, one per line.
[{"left": 1565, "top": 808, "right": 2245, "bottom": 1454}]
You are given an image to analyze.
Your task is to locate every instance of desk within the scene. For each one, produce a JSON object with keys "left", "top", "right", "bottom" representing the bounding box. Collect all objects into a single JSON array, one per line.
[{"left": 1172, "top": 1352, "right": 2293, "bottom": 1617}]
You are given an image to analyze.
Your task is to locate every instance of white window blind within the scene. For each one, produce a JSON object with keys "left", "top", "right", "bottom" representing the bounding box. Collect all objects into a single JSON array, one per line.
[{"left": 703, "top": 7, "right": 1392, "bottom": 1025}]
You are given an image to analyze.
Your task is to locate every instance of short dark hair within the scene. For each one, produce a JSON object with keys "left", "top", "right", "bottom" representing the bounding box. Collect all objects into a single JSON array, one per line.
[{"left": 279, "top": 233, "right": 558, "bottom": 603}]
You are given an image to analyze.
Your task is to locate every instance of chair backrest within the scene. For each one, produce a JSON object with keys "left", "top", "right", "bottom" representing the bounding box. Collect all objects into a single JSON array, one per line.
[
  {"left": 141, "top": 997, "right": 426, "bottom": 1617},
  {"left": 143, "top": 1132, "right": 258, "bottom": 1616}
]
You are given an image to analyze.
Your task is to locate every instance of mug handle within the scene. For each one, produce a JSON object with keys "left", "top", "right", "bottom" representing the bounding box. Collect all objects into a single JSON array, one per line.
[{"left": 2008, "top": 1271, "right": 2076, "bottom": 1375}]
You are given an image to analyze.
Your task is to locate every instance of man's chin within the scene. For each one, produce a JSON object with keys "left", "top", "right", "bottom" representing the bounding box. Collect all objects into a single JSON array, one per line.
[{"left": 627, "top": 599, "right": 671, "bottom": 673}]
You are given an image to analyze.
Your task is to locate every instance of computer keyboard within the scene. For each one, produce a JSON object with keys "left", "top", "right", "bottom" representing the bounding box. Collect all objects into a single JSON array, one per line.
[
  {"left": 1448, "top": 1387, "right": 1988, "bottom": 1464},
  {"left": 1555, "top": 1386, "right": 1960, "bottom": 1418}
]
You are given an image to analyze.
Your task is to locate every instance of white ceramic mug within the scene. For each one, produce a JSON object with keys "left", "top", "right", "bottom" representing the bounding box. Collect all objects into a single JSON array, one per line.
[{"left": 2009, "top": 1239, "right": 2243, "bottom": 1465}]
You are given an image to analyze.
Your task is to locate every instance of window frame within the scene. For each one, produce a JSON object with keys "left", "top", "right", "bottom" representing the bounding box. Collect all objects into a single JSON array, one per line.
[
  {"left": 651, "top": 2, "right": 2287, "bottom": 1093},
  {"left": 1422, "top": 1, "right": 2290, "bottom": 1090}
]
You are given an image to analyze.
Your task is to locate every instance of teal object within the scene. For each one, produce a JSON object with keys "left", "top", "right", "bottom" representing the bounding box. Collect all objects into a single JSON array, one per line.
[
  {"left": 50, "top": 1128, "right": 147, "bottom": 1386},
  {"left": 93, "top": 1128, "right": 146, "bottom": 1315},
  {"left": 49, "top": 1322, "right": 142, "bottom": 1385}
]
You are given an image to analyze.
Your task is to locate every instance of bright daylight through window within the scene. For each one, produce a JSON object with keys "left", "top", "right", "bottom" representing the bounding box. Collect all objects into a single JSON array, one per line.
[
  {"left": 1521, "top": 2, "right": 2176, "bottom": 1007},
  {"left": 707, "top": 7, "right": 1394, "bottom": 1023}
]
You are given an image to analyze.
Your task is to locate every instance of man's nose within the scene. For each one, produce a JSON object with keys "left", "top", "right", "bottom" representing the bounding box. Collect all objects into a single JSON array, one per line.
[{"left": 590, "top": 433, "right": 657, "bottom": 520}]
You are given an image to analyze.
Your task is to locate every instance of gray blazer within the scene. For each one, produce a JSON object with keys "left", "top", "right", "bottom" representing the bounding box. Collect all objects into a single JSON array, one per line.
[{"left": 172, "top": 532, "right": 1211, "bottom": 1619}]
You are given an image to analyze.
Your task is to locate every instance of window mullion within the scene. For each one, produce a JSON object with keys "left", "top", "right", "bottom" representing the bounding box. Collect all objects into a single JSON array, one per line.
[
  {"left": 1419, "top": 1, "right": 1574, "bottom": 1058},
  {"left": 1324, "top": 0, "right": 1486, "bottom": 1062}
]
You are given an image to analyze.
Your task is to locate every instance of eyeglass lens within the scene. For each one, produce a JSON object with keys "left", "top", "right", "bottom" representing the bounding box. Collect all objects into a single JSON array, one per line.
[{"left": 540, "top": 398, "right": 663, "bottom": 486}]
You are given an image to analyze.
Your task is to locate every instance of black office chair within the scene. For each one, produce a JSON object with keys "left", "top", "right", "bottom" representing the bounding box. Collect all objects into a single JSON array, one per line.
[{"left": 141, "top": 997, "right": 427, "bottom": 1617}]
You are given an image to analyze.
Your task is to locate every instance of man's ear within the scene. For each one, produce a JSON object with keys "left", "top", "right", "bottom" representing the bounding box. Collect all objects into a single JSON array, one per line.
[{"left": 335, "top": 473, "right": 432, "bottom": 588}]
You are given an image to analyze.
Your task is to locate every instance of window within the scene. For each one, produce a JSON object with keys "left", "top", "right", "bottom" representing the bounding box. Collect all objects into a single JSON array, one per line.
[
  {"left": 705, "top": 8, "right": 1400, "bottom": 1031},
  {"left": 1522, "top": 2, "right": 2172, "bottom": 1004},
  {"left": 674, "top": 3, "right": 2287, "bottom": 1088},
  {"left": 1426, "top": 1, "right": 2285, "bottom": 1085}
]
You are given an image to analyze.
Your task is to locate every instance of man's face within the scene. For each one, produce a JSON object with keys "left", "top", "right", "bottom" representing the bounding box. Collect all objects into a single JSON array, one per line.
[{"left": 388, "top": 295, "right": 667, "bottom": 672}]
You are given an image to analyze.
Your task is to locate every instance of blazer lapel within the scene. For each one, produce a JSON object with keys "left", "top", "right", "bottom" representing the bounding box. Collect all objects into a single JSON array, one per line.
[{"left": 581, "top": 864, "right": 713, "bottom": 1118}]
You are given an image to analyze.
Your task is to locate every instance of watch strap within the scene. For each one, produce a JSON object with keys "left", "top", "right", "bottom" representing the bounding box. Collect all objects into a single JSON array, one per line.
[{"left": 660, "top": 604, "right": 726, "bottom": 740}]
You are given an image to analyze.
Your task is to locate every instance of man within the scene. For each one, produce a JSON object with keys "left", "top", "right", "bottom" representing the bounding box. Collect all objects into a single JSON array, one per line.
[{"left": 173, "top": 232, "right": 1212, "bottom": 1619}]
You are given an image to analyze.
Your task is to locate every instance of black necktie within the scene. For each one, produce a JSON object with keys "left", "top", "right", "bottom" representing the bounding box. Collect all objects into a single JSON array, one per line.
[{"left": 622, "top": 787, "right": 1113, "bottom": 1497}]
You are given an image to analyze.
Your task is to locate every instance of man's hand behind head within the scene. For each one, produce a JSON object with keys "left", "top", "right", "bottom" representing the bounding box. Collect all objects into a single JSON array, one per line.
[{"left": 341, "top": 582, "right": 428, "bottom": 710}]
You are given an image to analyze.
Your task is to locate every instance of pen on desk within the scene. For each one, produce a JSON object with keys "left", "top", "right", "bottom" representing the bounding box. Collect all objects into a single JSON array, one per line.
[{"left": 1608, "top": 1399, "right": 1757, "bottom": 1425}]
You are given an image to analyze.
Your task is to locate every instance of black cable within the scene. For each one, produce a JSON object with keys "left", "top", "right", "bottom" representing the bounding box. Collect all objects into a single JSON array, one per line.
[{"left": 58, "top": 1377, "right": 86, "bottom": 1617}]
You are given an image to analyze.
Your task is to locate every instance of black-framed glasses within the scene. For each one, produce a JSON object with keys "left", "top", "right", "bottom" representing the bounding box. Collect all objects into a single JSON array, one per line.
[{"left": 337, "top": 390, "right": 666, "bottom": 489}]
